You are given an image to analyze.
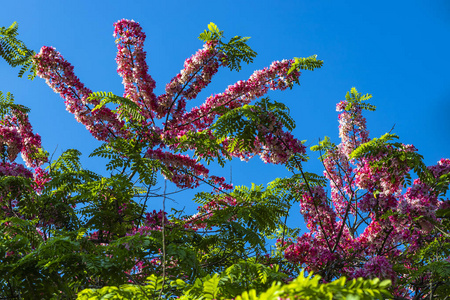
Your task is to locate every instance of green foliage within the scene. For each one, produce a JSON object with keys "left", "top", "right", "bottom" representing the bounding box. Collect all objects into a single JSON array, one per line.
[
  {"left": 193, "top": 183, "right": 292, "bottom": 251},
  {"left": 179, "top": 260, "right": 286, "bottom": 299},
  {"left": 175, "top": 129, "right": 232, "bottom": 167},
  {"left": 0, "top": 218, "right": 41, "bottom": 257},
  {"left": 310, "top": 136, "right": 334, "bottom": 154},
  {"left": 77, "top": 259, "right": 285, "bottom": 300},
  {"left": 3, "top": 228, "right": 145, "bottom": 299},
  {"left": 343, "top": 87, "right": 376, "bottom": 112},
  {"left": 198, "top": 22, "right": 224, "bottom": 42},
  {"left": 219, "top": 35, "right": 257, "bottom": 72},
  {"left": 45, "top": 149, "right": 100, "bottom": 214},
  {"left": 394, "top": 232, "right": 450, "bottom": 299},
  {"left": 288, "top": 55, "right": 324, "bottom": 73},
  {"left": 0, "top": 91, "right": 30, "bottom": 118},
  {"left": 0, "top": 22, "right": 36, "bottom": 79},
  {"left": 258, "top": 97, "right": 296, "bottom": 131},
  {"left": 436, "top": 207, "right": 450, "bottom": 218},
  {"left": 349, "top": 133, "right": 399, "bottom": 159},
  {"left": 77, "top": 270, "right": 391, "bottom": 300},
  {"left": 90, "top": 138, "right": 158, "bottom": 186},
  {"left": 51, "top": 148, "right": 84, "bottom": 172},
  {"left": 199, "top": 22, "right": 257, "bottom": 71},
  {"left": 77, "top": 277, "right": 164, "bottom": 299},
  {"left": 435, "top": 173, "right": 450, "bottom": 201},
  {"left": 89, "top": 91, "right": 145, "bottom": 123},
  {"left": 285, "top": 55, "right": 323, "bottom": 87},
  {"left": 212, "top": 104, "right": 259, "bottom": 153},
  {"left": 0, "top": 173, "right": 32, "bottom": 197},
  {"left": 236, "top": 271, "right": 391, "bottom": 300},
  {"left": 3, "top": 20, "right": 448, "bottom": 300},
  {"left": 350, "top": 133, "right": 436, "bottom": 186},
  {"left": 310, "top": 136, "right": 336, "bottom": 163},
  {"left": 212, "top": 97, "right": 295, "bottom": 154}
]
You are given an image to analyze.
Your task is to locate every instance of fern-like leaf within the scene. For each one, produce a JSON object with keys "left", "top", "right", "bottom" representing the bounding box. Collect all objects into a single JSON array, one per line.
[
  {"left": 0, "top": 91, "right": 30, "bottom": 119},
  {"left": 198, "top": 22, "right": 257, "bottom": 72},
  {"left": 0, "top": 22, "right": 36, "bottom": 79},
  {"left": 89, "top": 91, "right": 144, "bottom": 122},
  {"left": 288, "top": 55, "right": 324, "bottom": 74}
]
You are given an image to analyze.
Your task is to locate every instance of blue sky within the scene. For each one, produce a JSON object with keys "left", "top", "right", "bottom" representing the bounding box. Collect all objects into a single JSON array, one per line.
[{"left": 1, "top": 0, "right": 450, "bottom": 220}]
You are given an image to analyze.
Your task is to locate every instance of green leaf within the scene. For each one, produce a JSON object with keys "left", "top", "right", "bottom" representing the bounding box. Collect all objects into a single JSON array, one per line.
[
  {"left": 288, "top": 55, "right": 323, "bottom": 74},
  {"left": 0, "top": 22, "right": 36, "bottom": 78}
]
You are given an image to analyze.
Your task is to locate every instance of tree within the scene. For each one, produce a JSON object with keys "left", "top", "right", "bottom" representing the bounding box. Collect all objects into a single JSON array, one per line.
[
  {"left": 279, "top": 88, "right": 450, "bottom": 299},
  {"left": 1, "top": 20, "right": 448, "bottom": 299}
]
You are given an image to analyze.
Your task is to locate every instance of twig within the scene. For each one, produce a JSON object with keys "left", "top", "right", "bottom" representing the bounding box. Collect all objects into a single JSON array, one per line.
[{"left": 158, "top": 180, "right": 167, "bottom": 300}]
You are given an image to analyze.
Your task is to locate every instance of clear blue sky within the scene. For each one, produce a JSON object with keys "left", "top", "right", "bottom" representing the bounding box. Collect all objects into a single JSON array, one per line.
[{"left": 2, "top": 0, "right": 449, "bottom": 218}]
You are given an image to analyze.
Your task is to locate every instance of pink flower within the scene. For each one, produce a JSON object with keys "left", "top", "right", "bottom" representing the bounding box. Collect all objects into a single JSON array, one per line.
[{"left": 34, "top": 46, "right": 127, "bottom": 141}]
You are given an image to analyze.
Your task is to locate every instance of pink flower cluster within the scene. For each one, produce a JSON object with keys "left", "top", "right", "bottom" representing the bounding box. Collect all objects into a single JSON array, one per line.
[
  {"left": 145, "top": 149, "right": 210, "bottom": 188},
  {"left": 32, "top": 166, "right": 51, "bottom": 194},
  {"left": 395, "top": 158, "right": 450, "bottom": 236},
  {"left": 130, "top": 209, "right": 172, "bottom": 235},
  {"left": 322, "top": 148, "right": 353, "bottom": 217},
  {"left": 0, "top": 105, "right": 49, "bottom": 208},
  {"left": 0, "top": 109, "right": 46, "bottom": 168},
  {"left": 166, "top": 59, "right": 300, "bottom": 135},
  {"left": 11, "top": 109, "right": 47, "bottom": 169},
  {"left": 0, "top": 162, "right": 33, "bottom": 217},
  {"left": 283, "top": 193, "right": 354, "bottom": 273},
  {"left": 283, "top": 96, "right": 450, "bottom": 290},
  {"left": 336, "top": 100, "right": 369, "bottom": 157},
  {"left": 114, "top": 19, "right": 158, "bottom": 121},
  {"left": 35, "top": 19, "right": 303, "bottom": 189},
  {"left": 352, "top": 256, "right": 396, "bottom": 283},
  {"left": 358, "top": 145, "right": 416, "bottom": 195},
  {"left": 283, "top": 233, "right": 337, "bottom": 272},
  {"left": 299, "top": 186, "right": 336, "bottom": 233},
  {"left": 0, "top": 161, "right": 33, "bottom": 178},
  {"left": 0, "top": 124, "right": 21, "bottom": 162},
  {"left": 34, "top": 46, "right": 126, "bottom": 141},
  {"left": 157, "top": 41, "right": 223, "bottom": 119},
  {"left": 218, "top": 110, "right": 306, "bottom": 165},
  {"left": 255, "top": 111, "right": 306, "bottom": 164}
]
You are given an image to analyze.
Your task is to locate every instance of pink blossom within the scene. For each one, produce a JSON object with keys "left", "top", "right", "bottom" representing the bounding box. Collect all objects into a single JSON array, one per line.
[{"left": 34, "top": 46, "right": 127, "bottom": 141}]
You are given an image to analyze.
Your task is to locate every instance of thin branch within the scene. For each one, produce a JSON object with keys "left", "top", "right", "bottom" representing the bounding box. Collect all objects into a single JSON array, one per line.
[
  {"left": 158, "top": 180, "right": 167, "bottom": 300},
  {"left": 274, "top": 135, "right": 333, "bottom": 251},
  {"left": 163, "top": 52, "right": 220, "bottom": 131}
]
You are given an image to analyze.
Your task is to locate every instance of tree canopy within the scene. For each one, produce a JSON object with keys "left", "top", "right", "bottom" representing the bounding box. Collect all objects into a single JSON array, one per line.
[{"left": 0, "top": 20, "right": 449, "bottom": 300}]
